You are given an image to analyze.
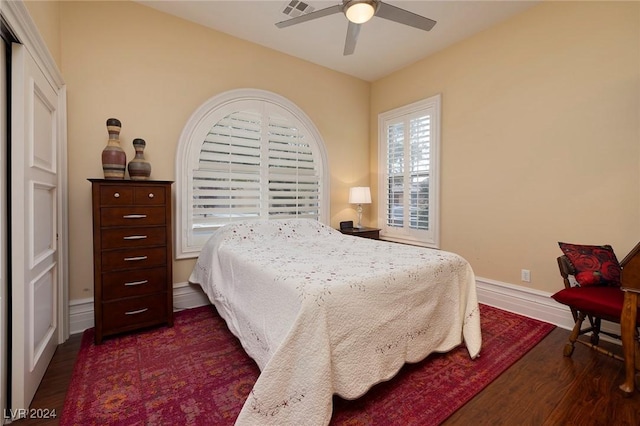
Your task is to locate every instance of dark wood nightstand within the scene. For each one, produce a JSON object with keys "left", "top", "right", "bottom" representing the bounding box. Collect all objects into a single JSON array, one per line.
[{"left": 340, "top": 227, "right": 380, "bottom": 240}]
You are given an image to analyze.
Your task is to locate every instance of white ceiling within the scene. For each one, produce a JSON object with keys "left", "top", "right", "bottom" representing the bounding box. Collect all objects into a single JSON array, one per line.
[{"left": 137, "top": 0, "right": 539, "bottom": 82}]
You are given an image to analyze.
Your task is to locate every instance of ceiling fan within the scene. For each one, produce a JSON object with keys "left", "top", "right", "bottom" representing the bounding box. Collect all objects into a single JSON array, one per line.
[{"left": 275, "top": 0, "right": 437, "bottom": 56}]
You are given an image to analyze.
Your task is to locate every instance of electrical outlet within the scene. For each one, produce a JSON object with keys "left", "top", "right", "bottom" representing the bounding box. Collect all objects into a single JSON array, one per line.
[{"left": 521, "top": 269, "right": 531, "bottom": 282}]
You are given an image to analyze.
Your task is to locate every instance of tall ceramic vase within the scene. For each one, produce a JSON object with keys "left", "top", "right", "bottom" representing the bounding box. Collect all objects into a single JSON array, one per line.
[
  {"left": 101, "top": 118, "right": 126, "bottom": 179},
  {"left": 127, "top": 138, "right": 151, "bottom": 180}
]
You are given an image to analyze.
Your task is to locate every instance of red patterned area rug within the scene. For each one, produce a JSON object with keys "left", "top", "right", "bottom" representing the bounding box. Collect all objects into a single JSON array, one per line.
[{"left": 60, "top": 304, "right": 554, "bottom": 425}]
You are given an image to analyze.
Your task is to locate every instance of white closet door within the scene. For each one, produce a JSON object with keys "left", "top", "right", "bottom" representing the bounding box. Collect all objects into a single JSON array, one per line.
[{"left": 10, "top": 42, "right": 59, "bottom": 412}]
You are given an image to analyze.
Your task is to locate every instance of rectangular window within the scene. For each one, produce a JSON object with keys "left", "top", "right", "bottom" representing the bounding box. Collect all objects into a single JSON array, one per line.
[{"left": 378, "top": 94, "right": 440, "bottom": 247}]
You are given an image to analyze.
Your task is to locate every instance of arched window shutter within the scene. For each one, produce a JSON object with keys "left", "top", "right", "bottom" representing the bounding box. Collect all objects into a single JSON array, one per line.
[{"left": 176, "top": 89, "right": 329, "bottom": 259}]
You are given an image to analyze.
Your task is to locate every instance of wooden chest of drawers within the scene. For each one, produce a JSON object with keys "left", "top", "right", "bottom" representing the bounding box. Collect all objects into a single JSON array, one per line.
[{"left": 89, "top": 179, "right": 173, "bottom": 344}]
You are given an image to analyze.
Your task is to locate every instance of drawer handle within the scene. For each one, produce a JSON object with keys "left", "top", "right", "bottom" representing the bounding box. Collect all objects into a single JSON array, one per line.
[
  {"left": 114, "top": 192, "right": 120, "bottom": 198},
  {"left": 123, "top": 235, "right": 148, "bottom": 240},
  {"left": 125, "top": 308, "right": 149, "bottom": 315},
  {"left": 124, "top": 256, "right": 148, "bottom": 262},
  {"left": 124, "top": 280, "right": 148, "bottom": 287},
  {"left": 123, "top": 214, "right": 147, "bottom": 219},
  {"left": 148, "top": 193, "right": 154, "bottom": 199}
]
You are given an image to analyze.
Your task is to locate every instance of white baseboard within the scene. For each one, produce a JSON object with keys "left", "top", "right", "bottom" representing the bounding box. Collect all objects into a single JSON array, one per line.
[
  {"left": 69, "top": 278, "right": 620, "bottom": 341},
  {"left": 68, "top": 298, "right": 95, "bottom": 335},
  {"left": 475, "top": 277, "right": 574, "bottom": 329},
  {"left": 476, "top": 276, "right": 620, "bottom": 341},
  {"left": 172, "top": 281, "right": 211, "bottom": 311}
]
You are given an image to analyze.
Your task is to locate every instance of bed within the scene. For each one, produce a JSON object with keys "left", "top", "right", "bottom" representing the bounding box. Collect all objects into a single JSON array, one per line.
[{"left": 188, "top": 218, "right": 482, "bottom": 425}]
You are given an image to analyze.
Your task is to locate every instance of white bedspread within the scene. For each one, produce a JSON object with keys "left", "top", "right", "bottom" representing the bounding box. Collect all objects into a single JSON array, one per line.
[{"left": 189, "top": 219, "right": 481, "bottom": 425}]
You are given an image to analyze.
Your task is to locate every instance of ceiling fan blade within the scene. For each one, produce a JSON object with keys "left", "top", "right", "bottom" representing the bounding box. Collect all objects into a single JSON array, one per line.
[
  {"left": 275, "top": 4, "right": 343, "bottom": 28},
  {"left": 343, "top": 21, "right": 361, "bottom": 56},
  {"left": 376, "top": 1, "right": 436, "bottom": 31}
]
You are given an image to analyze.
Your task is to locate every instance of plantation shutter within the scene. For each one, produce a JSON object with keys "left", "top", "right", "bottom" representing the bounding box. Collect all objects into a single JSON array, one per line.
[
  {"left": 385, "top": 115, "right": 430, "bottom": 231},
  {"left": 408, "top": 114, "right": 430, "bottom": 230},
  {"left": 386, "top": 122, "right": 404, "bottom": 227},
  {"left": 192, "top": 111, "right": 262, "bottom": 231},
  {"left": 177, "top": 89, "right": 329, "bottom": 258},
  {"left": 379, "top": 94, "right": 440, "bottom": 247},
  {"left": 268, "top": 114, "right": 320, "bottom": 219},
  {"left": 191, "top": 103, "right": 321, "bottom": 233}
]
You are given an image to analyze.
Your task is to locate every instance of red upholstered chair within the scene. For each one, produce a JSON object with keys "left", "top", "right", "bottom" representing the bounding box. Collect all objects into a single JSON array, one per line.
[{"left": 551, "top": 243, "right": 639, "bottom": 360}]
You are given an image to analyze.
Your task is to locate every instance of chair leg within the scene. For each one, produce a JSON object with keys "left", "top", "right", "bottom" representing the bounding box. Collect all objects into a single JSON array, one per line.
[
  {"left": 564, "top": 312, "right": 586, "bottom": 357},
  {"left": 590, "top": 317, "right": 601, "bottom": 346},
  {"left": 619, "top": 292, "right": 638, "bottom": 395}
]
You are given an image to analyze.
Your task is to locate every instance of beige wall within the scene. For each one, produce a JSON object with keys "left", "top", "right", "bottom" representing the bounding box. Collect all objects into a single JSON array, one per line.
[
  {"left": 23, "top": 0, "right": 61, "bottom": 67},
  {"left": 26, "top": 0, "right": 639, "bottom": 301},
  {"left": 371, "top": 1, "right": 640, "bottom": 293},
  {"left": 58, "top": 1, "right": 370, "bottom": 300}
]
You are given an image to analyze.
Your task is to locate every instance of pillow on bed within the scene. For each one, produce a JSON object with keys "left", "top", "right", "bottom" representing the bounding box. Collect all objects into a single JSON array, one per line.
[
  {"left": 270, "top": 218, "right": 337, "bottom": 240},
  {"left": 558, "top": 242, "right": 621, "bottom": 287},
  {"left": 219, "top": 218, "right": 337, "bottom": 243}
]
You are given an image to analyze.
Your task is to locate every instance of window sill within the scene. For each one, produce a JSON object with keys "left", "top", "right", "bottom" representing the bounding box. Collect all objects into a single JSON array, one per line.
[{"left": 380, "top": 235, "right": 439, "bottom": 249}]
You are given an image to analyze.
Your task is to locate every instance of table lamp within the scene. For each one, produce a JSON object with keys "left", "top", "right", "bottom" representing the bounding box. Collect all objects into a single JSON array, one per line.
[{"left": 349, "top": 186, "right": 371, "bottom": 229}]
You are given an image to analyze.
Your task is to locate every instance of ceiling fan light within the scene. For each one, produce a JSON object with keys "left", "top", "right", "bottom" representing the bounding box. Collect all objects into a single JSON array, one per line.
[{"left": 345, "top": 2, "right": 375, "bottom": 24}]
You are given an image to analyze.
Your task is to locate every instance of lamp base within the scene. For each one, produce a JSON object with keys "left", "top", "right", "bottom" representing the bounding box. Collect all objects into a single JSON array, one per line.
[{"left": 356, "top": 204, "right": 363, "bottom": 228}]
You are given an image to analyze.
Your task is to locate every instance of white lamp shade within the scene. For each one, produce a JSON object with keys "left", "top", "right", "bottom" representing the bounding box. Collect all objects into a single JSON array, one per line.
[
  {"left": 349, "top": 187, "right": 372, "bottom": 204},
  {"left": 345, "top": 2, "right": 375, "bottom": 24}
]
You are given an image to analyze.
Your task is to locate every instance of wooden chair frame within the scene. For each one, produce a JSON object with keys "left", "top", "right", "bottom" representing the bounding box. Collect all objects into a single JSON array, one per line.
[{"left": 557, "top": 255, "right": 630, "bottom": 360}]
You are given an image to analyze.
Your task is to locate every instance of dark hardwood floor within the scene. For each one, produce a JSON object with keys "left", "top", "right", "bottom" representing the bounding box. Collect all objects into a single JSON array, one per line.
[
  {"left": 10, "top": 334, "right": 82, "bottom": 426},
  {"left": 445, "top": 328, "right": 639, "bottom": 425},
  {"left": 11, "top": 327, "right": 640, "bottom": 425},
  {"left": 12, "top": 334, "right": 82, "bottom": 426}
]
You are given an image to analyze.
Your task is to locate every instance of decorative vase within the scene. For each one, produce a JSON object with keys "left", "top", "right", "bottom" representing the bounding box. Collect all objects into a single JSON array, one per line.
[
  {"left": 101, "top": 118, "right": 126, "bottom": 179},
  {"left": 127, "top": 138, "right": 151, "bottom": 180}
]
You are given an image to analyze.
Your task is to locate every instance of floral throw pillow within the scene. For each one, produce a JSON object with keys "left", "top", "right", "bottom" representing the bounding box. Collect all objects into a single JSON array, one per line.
[{"left": 558, "top": 242, "right": 621, "bottom": 287}]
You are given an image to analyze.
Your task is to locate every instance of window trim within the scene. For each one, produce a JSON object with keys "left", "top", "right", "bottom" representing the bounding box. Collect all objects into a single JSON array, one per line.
[
  {"left": 175, "top": 88, "right": 330, "bottom": 259},
  {"left": 377, "top": 94, "right": 441, "bottom": 248}
]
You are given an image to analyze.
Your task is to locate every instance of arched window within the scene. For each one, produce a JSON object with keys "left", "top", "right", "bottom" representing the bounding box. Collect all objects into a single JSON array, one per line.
[{"left": 175, "top": 89, "right": 330, "bottom": 258}]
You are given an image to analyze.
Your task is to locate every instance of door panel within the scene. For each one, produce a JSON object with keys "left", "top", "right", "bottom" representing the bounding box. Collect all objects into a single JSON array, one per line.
[
  {"left": 32, "top": 93, "right": 56, "bottom": 172},
  {"left": 32, "top": 264, "right": 56, "bottom": 366},
  {"left": 32, "top": 182, "right": 56, "bottom": 265},
  {"left": 11, "top": 42, "right": 59, "bottom": 411}
]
